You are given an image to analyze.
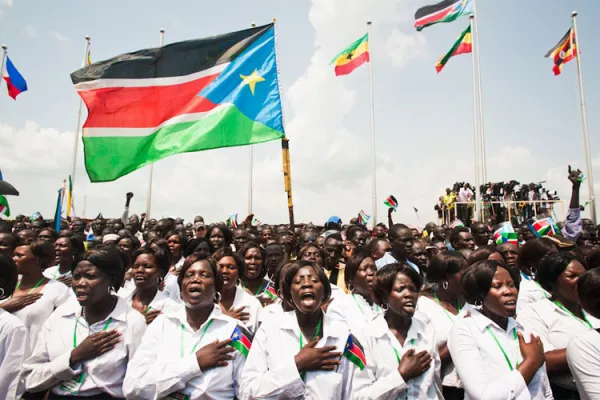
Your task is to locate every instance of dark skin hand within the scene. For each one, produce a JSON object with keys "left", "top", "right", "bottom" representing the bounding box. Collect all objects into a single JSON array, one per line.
[
  {"left": 567, "top": 165, "right": 582, "bottom": 209},
  {"left": 388, "top": 207, "right": 394, "bottom": 228},
  {"left": 57, "top": 275, "right": 73, "bottom": 287},
  {"left": 195, "top": 338, "right": 235, "bottom": 370},
  {"left": 294, "top": 339, "right": 341, "bottom": 372},
  {"left": 144, "top": 309, "right": 162, "bottom": 325},
  {"left": 543, "top": 349, "right": 569, "bottom": 375},
  {"left": 221, "top": 305, "right": 250, "bottom": 322},
  {"left": 398, "top": 349, "right": 432, "bottom": 381},
  {"left": 0, "top": 293, "right": 43, "bottom": 313},
  {"left": 70, "top": 330, "right": 121, "bottom": 366},
  {"left": 516, "top": 332, "right": 545, "bottom": 384}
]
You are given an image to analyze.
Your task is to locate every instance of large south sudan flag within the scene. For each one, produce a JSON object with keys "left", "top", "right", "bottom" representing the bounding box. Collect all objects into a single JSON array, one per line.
[{"left": 71, "top": 24, "right": 285, "bottom": 182}]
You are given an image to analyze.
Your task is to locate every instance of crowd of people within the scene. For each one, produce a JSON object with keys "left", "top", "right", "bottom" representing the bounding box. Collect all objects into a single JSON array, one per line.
[
  {"left": 0, "top": 165, "right": 598, "bottom": 399},
  {"left": 436, "top": 180, "right": 562, "bottom": 227}
]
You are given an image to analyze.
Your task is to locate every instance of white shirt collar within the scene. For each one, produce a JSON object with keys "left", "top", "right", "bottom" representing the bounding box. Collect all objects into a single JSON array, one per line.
[
  {"left": 469, "top": 307, "right": 522, "bottom": 333},
  {"left": 166, "top": 303, "right": 231, "bottom": 328},
  {"left": 280, "top": 310, "right": 347, "bottom": 341},
  {"left": 370, "top": 313, "right": 427, "bottom": 341},
  {"left": 59, "top": 296, "right": 130, "bottom": 323}
]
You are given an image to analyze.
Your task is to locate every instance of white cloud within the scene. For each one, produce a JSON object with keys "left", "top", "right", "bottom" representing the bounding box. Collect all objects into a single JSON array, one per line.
[
  {"left": 50, "top": 31, "right": 70, "bottom": 44},
  {"left": 25, "top": 25, "right": 36, "bottom": 38},
  {"left": 0, "top": 0, "right": 13, "bottom": 7},
  {"left": 385, "top": 28, "right": 427, "bottom": 68}
]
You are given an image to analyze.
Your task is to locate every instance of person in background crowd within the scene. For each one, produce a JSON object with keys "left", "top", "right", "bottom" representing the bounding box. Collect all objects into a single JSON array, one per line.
[
  {"left": 155, "top": 219, "right": 175, "bottom": 239},
  {"left": 24, "top": 248, "right": 146, "bottom": 399},
  {"left": 232, "top": 227, "right": 250, "bottom": 252},
  {"left": 206, "top": 225, "right": 232, "bottom": 251},
  {"left": 214, "top": 247, "right": 263, "bottom": 334},
  {"left": 265, "top": 242, "right": 285, "bottom": 280},
  {"left": 38, "top": 228, "right": 58, "bottom": 243},
  {"left": 0, "top": 232, "right": 18, "bottom": 259},
  {"left": 347, "top": 226, "right": 368, "bottom": 248},
  {"left": 123, "top": 252, "right": 245, "bottom": 399},
  {"left": 515, "top": 238, "right": 557, "bottom": 312},
  {"left": 166, "top": 230, "right": 186, "bottom": 271},
  {"left": 497, "top": 242, "right": 519, "bottom": 268},
  {"left": 260, "top": 226, "right": 274, "bottom": 246},
  {"left": 17, "top": 229, "right": 37, "bottom": 245},
  {"left": 432, "top": 226, "right": 448, "bottom": 244},
  {"left": 410, "top": 239, "right": 429, "bottom": 276},
  {"left": 467, "top": 245, "right": 505, "bottom": 265},
  {"left": 323, "top": 234, "right": 347, "bottom": 293},
  {"left": 377, "top": 224, "right": 417, "bottom": 272},
  {"left": 449, "top": 227, "right": 474, "bottom": 251},
  {"left": 372, "top": 223, "right": 387, "bottom": 239},
  {"left": 417, "top": 251, "right": 467, "bottom": 400},
  {"left": 121, "top": 246, "right": 180, "bottom": 325},
  {"left": 117, "top": 235, "right": 141, "bottom": 265},
  {"left": 353, "top": 262, "right": 443, "bottom": 399},
  {"left": 518, "top": 252, "right": 599, "bottom": 399},
  {"left": 241, "top": 261, "right": 359, "bottom": 399},
  {"left": 239, "top": 243, "right": 271, "bottom": 304},
  {"left": 367, "top": 237, "right": 392, "bottom": 262},
  {"left": 44, "top": 236, "right": 85, "bottom": 285},
  {"left": 567, "top": 267, "right": 600, "bottom": 399},
  {"left": 449, "top": 260, "right": 552, "bottom": 399},
  {"left": 0, "top": 254, "right": 28, "bottom": 399},
  {"left": 471, "top": 222, "right": 491, "bottom": 248}
]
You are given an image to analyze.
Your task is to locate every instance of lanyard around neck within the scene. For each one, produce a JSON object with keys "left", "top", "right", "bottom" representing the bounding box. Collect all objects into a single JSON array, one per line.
[
  {"left": 434, "top": 293, "right": 461, "bottom": 322},
  {"left": 552, "top": 299, "right": 593, "bottom": 329},
  {"left": 73, "top": 317, "right": 113, "bottom": 348},
  {"left": 11, "top": 277, "right": 45, "bottom": 298},
  {"left": 299, "top": 317, "right": 322, "bottom": 381},
  {"left": 392, "top": 338, "right": 415, "bottom": 364},
  {"left": 487, "top": 326, "right": 518, "bottom": 370},
  {"left": 180, "top": 319, "right": 213, "bottom": 357},
  {"left": 242, "top": 280, "right": 266, "bottom": 296}
]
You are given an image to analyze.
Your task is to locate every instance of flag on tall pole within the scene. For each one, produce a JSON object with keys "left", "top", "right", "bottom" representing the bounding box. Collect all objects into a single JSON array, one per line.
[
  {"left": 53, "top": 188, "right": 64, "bottom": 232},
  {"left": 0, "top": 194, "right": 10, "bottom": 218},
  {"left": 71, "top": 23, "right": 285, "bottom": 183},
  {"left": 435, "top": 24, "right": 472, "bottom": 73},
  {"left": 414, "top": 0, "right": 473, "bottom": 31},
  {"left": 544, "top": 28, "right": 577, "bottom": 76},
  {"left": 3, "top": 55, "right": 28, "bottom": 100},
  {"left": 331, "top": 33, "right": 370, "bottom": 76}
]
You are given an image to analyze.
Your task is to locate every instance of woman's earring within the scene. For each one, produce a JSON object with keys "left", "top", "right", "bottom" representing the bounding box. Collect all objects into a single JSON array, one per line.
[
  {"left": 348, "top": 284, "right": 355, "bottom": 293},
  {"left": 381, "top": 303, "right": 389, "bottom": 312},
  {"left": 276, "top": 289, "right": 283, "bottom": 299},
  {"left": 474, "top": 300, "right": 483, "bottom": 311},
  {"left": 215, "top": 292, "right": 222, "bottom": 303},
  {"left": 157, "top": 277, "right": 164, "bottom": 286},
  {"left": 0, "top": 288, "right": 5, "bottom": 299},
  {"left": 442, "top": 281, "right": 449, "bottom": 290},
  {"left": 237, "top": 279, "right": 242, "bottom": 287},
  {"left": 529, "top": 267, "right": 537, "bottom": 279}
]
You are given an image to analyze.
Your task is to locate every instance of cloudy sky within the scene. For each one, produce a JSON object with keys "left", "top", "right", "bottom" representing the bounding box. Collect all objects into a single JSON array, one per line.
[{"left": 1, "top": 0, "right": 599, "bottom": 226}]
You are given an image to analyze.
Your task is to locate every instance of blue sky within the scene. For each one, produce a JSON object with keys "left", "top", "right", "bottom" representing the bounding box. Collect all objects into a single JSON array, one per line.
[{"left": 0, "top": 0, "right": 598, "bottom": 225}]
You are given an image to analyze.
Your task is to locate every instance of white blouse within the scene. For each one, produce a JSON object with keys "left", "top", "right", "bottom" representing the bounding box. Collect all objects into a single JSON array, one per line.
[
  {"left": 222, "top": 285, "right": 263, "bottom": 334},
  {"left": 258, "top": 300, "right": 284, "bottom": 325},
  {"left": 449, "top": 307, "right": 553, "bottom": 400},
  {"left": 416, "top": 295, "right": 465, "bottom": 388},
  {"left": 567, "top": 328, "right": 600, "bottom": 400},
  {"left": 517, "top": 298, "right": 600, "bottom": 391},
  {"left": 43, "top": 265, "right": 71, "bottom": 280},
  {"left": 23, "top": 296, "right": 146, "bottom": 398},
  {"left": 163, "top": 272, "right": 182, "bottom": 303},
  {"left": 0, "top": 309, "right": 28, "bottom": 399},
  {"left": 2, "top": 279, "right": 73, "bottom": 357},
  {"left": 123, "top": 305, "right": 246, "bottom": 400},
  {"left": 516, "top": 273, "right": 549, "bottom": 313},
  {"left": 240, "top": 310, "right": 360, "bottom": 399},
  {"left": 327, "top": 292, "right": 380, "bottom": 343},
  {"left": 352, "top": 314, "right": 443, "bottom": 400},
  {"left": 119, "top": 287, "right": 182, "bottom": 316}
]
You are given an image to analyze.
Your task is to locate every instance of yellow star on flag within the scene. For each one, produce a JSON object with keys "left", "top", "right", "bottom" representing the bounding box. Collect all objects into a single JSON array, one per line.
[{"left": 240, "top": 69, "right": 265, "bottom": 95}]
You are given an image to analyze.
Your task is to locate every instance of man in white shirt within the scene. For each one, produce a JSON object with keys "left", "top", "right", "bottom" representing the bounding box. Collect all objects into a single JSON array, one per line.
[{"left": 458, "top": 184, "right": 473, "bottom": 225}]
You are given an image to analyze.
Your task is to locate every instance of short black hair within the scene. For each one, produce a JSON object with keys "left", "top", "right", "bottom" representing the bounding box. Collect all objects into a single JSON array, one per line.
[
  {"left": 537, "top": 252, "right": 581, "bottom": 293},
  {"left": 281, "top": 260, "right": 331, "bottom": 306},
  {"left": 0, "top": 254, "right": 18, "bottom": 299},
  {"left": 467, "top": 246, "right": 502, "bottom": 266},
  {"left": 374, "top": 263, "right": 422, "bottom": 305},
  {"left": 133, "top": 246, "right": 171, "bottom": 275},
  {"left": 388, "top": 224, "right": 410, "bottom": 240},
  {"left": 450, "top": 227, "right": 470, "bottom": 246},
  {"left": 146, "top": 238, "right": 173, "bottom": 266},
  {"left": 205, "top": 224, "right": 233, "bottom": 247},
  {"left": 178, "top": 252, "right": 223, "bottom": 298},
  {"left": 460, "top": 260, "right": 520, "bottom": 304},
  {"left": 27, "top": 240, "right": 56, "bottom": 269},
  {"left": 427, "top": 251, "right": 468, "bottom": 283},
  {"left": 577, "top": 267, "right": 600, "bottom": 304},
  {"left": 184, "top": 237, "right": 215, "bottom": 257},
  {"left": 344, "top": 250, "right": 372, "bottom": 287},
  {"left": 213, "top": 246, "right": 245, "bottom": 278},
  {"left": 517, "top": 237, "right": 556, "bottom": 274},
  {"left": 75, "top": 248, "right": 125, "bottom": 292}
]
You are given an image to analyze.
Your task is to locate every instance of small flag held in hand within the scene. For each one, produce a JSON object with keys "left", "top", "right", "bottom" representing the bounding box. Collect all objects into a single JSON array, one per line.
[
  {"left": 384, "top": 195, "right": 398, "bottom": 211},
  {"left": 343, "top": 334, "right": 366, "bottom": 370},
  {"left": 226, "top": 213, "right": 238, "bottom": 228},
  {"left": 358, "top": 210, "right": 370, "bottom": 225},
  {"left": 493, "top": 222, "right": 518, "bottom": 245},
  {"left": 230, "top": 325, "right": 253, "bottom": 358}
]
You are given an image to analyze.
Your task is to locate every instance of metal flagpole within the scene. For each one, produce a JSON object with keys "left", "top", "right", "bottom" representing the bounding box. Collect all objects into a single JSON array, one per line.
[
  {"left": 472, "top": 0, "right": 488, "bottom": 185},
  {"left": 70, "top": 36, "right": 91, "bottom": 208},
  {"left": 146, "top": 29, "right": 165, "bottom": 220},
  {"left": 367, "top": 21, "right": 378, "bottom": 227},
  {"left": 470, "top": 16, "right": 481, "bottom": 222},
  {"left": 0, "top": 45, "right": 7, "bottom": 91},
  {"left": 248, "top": 23, "right": 256, "bottom": 216},
  {"left": 572, "top": 11, "right": 597, "bottom": 223}
]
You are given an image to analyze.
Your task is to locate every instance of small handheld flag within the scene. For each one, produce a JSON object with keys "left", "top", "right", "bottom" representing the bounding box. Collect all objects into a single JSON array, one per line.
[
  {"left": 450, "top": 220, "right": 464, "bottom": 228},
  {"left": 331, "top": 33, "right": 370, "bottom": 76},
  {"left": 529, "top": 217, "right": 560, "bottom": 237},
  {"left": 226, "top": 213, "right": 238, "bottom": 228},
  {"left": 358, "top": 210, "right": 370, "bottom": 225},
  {"left": 0, "top": 194, "right": 10, "bottom": 218},
  {"left": 230, "top": 325, "right": 253, "bottom": 358},
  {"left": 66, "top": 175, "right": 74, "bottom": 218},
  {"left": 251, "top": 216, "right": 261, "bottom": 226},
  {"left": 30, "top": 211, "right": 42, "bottom": 221},
  {"left": 3, "top": 56, "right": 28, "bottom": 100},
  {"left": 493, "top": 222, "right": 518, "bottom": 245},
  {"left": 343, "top": 334, "right": 366, "bottom": 370},
  {"left": 545, "top": 28, "right": 577, "bottom": 76},
  {"left": 264, "top": 281, "right": 277, "bottom": 300},
  {"left": 384, "top": 195, "right": 398, "bottom": 211}
]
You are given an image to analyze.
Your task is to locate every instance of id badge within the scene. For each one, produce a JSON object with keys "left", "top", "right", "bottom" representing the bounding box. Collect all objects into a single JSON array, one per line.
[
  {"left": 165, "top": 392, "right": 190, "bottom": 400},
  {"left": 59, "top": 372, "right": 86, "bottom": 395}
]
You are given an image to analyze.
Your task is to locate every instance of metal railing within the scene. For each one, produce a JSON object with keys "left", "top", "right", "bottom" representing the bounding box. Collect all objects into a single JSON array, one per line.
[{"left": 438, "top": 200, "right": 566, "bottom": 225}]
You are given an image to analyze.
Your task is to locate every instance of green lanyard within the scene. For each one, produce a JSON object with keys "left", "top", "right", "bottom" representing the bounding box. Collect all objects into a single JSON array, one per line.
[
  {"left": 392, "top": 338, "right": 415, "bottom": 364},
  {"left": 299, "top": 318, "right": 322, "bottom": 381},
  {"left": 486, "top": 327, "right": 518, "bottom": 371},
  {"left": 73, "top": 317, "right": 113, "bottom": 348},
  {"left": 433, "top": 293, "right": 461, "bottom": 322},
  {"left": 11, "top": 277, "right": 46, "bottom": 298},
  {"left": 552, "top": 300, "right": 593, "bottom": 329},
  {"left": 242, "top": 280, "right": 266, "bottom": 296},
  {"left": 180, "top": 319, "right": 213, "bottom": 357}
]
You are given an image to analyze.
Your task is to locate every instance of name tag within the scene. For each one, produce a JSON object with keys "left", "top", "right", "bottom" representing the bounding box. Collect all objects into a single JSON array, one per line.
[
  {"left": 165, "top": 392, "right": 190, "bottom": 400},
  {"left": 59, "top": 372, "right": 86, "bottom": 395}
]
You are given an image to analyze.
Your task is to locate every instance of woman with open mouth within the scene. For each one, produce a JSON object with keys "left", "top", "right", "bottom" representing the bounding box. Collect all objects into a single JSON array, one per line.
[
  {"left": 120, "top": 246, "right": 180, "bottom": 325},
  {"left": 214, "top": 247, "right": 263, "bottom": 334},
  {"left": 123, "top": 252, "right": 247, "bottom": 399},
  {"left": 416, "top": 251, "right": 468, "bottom": 400},
  {"left": 24, "top": 248, "right": 147, "bottom": 399},
  {"left": 44, "top": 236, "right": 85, "bottom": 286},
  {"left": 518, "top": 253, "right": 599, "bottom": 399},
  {"left": 258, "top": 261, "right": 295, "bottom": 325},
  {"left": 241, "top": 260, "right": 362, "bottom": 399},
  {"left": 239, "top": 243, "right": 271, "bottom": 304},
  {"left": 352, "top": 262, "right": 443, "bottom": 399},
  {"left": 327, "top": 250, "right": 379, "bottom": 342},
  {"left": 2, "top": 240, "right": 72, "bottom": 359},
  {"left": 449, "top": 260, "right": 552, "bottom": 399},
  {"left": 166, "top": 230, "right": 187, "bottom": 272}
]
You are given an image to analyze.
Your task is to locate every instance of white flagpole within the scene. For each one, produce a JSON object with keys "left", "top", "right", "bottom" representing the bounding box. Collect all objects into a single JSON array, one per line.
[
  {"left": 146, "top": 29, "right": 165, "bottom": 220},
  {"left": 470, "top": 16, "right": 481, "bottom": 221},
  {"left": 70, "top": 36, "right": 91, "bottom": 208},
  {"left": 0, "top": 45, "right": 7, "bottom": 91},
  {"left": 572, "top": 11, "right": 597, "bottom": 223},
  {"left": 472, "top": 0, "right": 487, "bottom": 185},
  {"left": 367, "top": 21, "right": 378, "bottom": 227},
  {"left": 248, "top": 23, "right": 256, "bottom": 216}
]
